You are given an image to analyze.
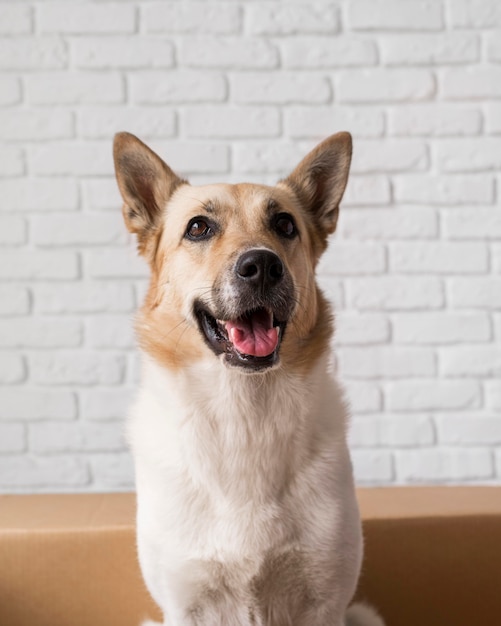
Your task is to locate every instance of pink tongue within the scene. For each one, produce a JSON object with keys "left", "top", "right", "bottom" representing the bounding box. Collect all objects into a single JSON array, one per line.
[{"left": 225, "top": 311, "right": 279, "bottom": 358}]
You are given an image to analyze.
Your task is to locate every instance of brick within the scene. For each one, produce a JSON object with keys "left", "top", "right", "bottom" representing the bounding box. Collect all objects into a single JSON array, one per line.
[
  {"left": 437, "top": 414, "right": 501, "bottom": 445},
  {"left": 440, "top": 346, "right": 501, "bottom": 377},
  {"left": 30, "top": 422, "right": 125, "bottom": 453},
  {"left": 0, "top": 146, "right": 24, "bottom": 177},
  {"left": 0, "top": 318, "right": 82, "bottom": 348},
  {"left": 349, "top": 414, "right": 435, "bottom": 448},
  {"left": 180, "top": 37, "right": 278, "bottom": 69},
  {"left": 0, "top": 354, "right": 25, "bottom": 384},
  {"left": 351, "top": 140, "right": 428, "bottom": 173},
  {"left": 338, "top": 69, "right": 435, "bottom": 103},
  {"left": 390, "top": 242, "right": 488, "bottom": 274},
  {"left": 380, "top": 33, "right": 479, "bottom": 65},
  {"left": 0, "top": 5, "right": 31, "bottom": 34},
  {"left": 246, "top": 3, "right": 339, "bottom": 35},
  {"left": 0, "top": 178, "right": 78, "bottom": 212},
  {"left": 30, "top": 352, "right": 125, "bottom": 386},
  {"left": 486, "top": 32, "right": 501, "bottom": 62},
  {"left": 80, "top": 387, "right": 134, "bottom": 420},
  {"left": 486, "top": 103, "right": 501, "bottom": 134},
  {"left": 0, "top": 389, "right": 76, "bottom": 421},
  {"left": 393, "top": 312, "right": 491, "bottom": 344},
  {"left": 26, "top": 72, "right": 124, "bottom": 105},
  {"left": 343, "top": 175, "right": 391, "bottom": 206},
  {"left": 285, "top": 106, "right": 384, "bottom": 139},
  {"left": 89, "top": 452, "right": 134, "bottom": 487},
  {"left": 29, "top": 141, "right": 113, "bottom": 177},
  {"left": 0, "top": 109, "right": 74, "bottom": 142},
  {"left": 389, "top": 104, "right": 482, "bottom": 136},
  {"left": 316, "top": 275, "right": 344, "bottom": 309},
  {"left": 449, "top": 278, "right": 501, "bottom": 309},
  {"left": 72, "top": 37, "right": 174, "bottom": 69},
  {"left": 142, "top": 3, "right": 241, "bottom": 34},
  {"left": 151, "top": 140, "right": 230, "bottom": 175},
  {"left": 0, "top": 250, "right": 79, "bottom": 280},
  {"left": 338, "top": 346, "right": 435, "bottom": 379},
  {"left": 87, "top": 315, "right": 135, "bottom": 349},
  {"left": 231, "top": 73, "right": 330, "bottom": 104},
  {"left": 393, "top": 174, "right": 494, "bottom": 205},
  {"left": 443, "top": 207, "right": 501, "bottom": 239},
  {"left": 0, "top": 286, "right": 30, "bottom": 316},
  {"left": 442, "top": 66, "right": 501, "bottom": 99},
  {"left": 396, "top": 448, "right": 493, "bottom": 482},
  {"left": 348, "top": 0, "right": 444, "bottom": 30},
  {"left": 346, "top": 276, "right": 444, "bottom": 310},
  {"left": 449, "top": 0, "right": 501, "bottom": 28},
  {"left": 319, "top": 242, "right": 386, "bottom": 275},
  {"left": 494, "top": 244, "right": 501, "bottom": 273},
  {"left": 0, "top": 76, "right": 20, "bottom": 106},
  {"left": 351, "top": 450, "right": 394, "bottom": 483},
  {"left": 386, "top": 380, "right": 481, "bottom": 411},
  {"left": 485, "top": 381, "right": 501, "bottom": 410},
  {"left": 0, "top": 215, "right": 26, "bottom": 245},
  {"left": 183, "top": 106, "right": 280, "bottom": 139},
  {"left": 343, "top": 381, "right": 382, "bottom": 413},
  {"left": 338, "top": 207, "right": 437, "bottom": 240},
  {"left": 437, "top": 138, "right": 501, "bottom": 172},
  {"left": 38, "top": 3, "right": 136, "bottom": 34},
  {"left": 32, "top": 213, "right": 126, "bottom": 246},
  {"left": 130, "top": 71, "right": 226, "bottom": 104},
  {"left": 0, "top": 455, "right": 90, "bottom": 488},
  {"left": 85, "top": 247, "right": 148, "bottom": 279},
  {"left": 34, "top": 281, "right": 135, "bottom": 314},
  {"left": 234, "top": 141, "right": 312, "bottom": 174},
  {"left": 82, "top": 178, "right": 122, "bottom": 211},
  {"left": 0, "top": 37, "right": 66, "bottom": 70},
  {"left": 281, "top": 37, "right": 376, "bottom": 68},
  {"left": 79, "top": 107, "right": 176, "bottom": 139},
  {"left": 334, "top": 312, "right": 390, "bottom": 345},
  {"left": 0, "top": 424, "right": 25, "bottom": 453}
]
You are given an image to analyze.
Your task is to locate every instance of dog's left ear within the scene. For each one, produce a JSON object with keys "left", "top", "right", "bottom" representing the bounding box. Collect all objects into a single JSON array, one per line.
[{"left": 282, "top": 132, "right": 352, "bottom": 237}]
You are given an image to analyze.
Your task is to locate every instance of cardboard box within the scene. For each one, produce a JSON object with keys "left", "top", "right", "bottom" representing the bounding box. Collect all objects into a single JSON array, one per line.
[{"left": 1, "top": 488, "right": 500, "bottom": 626}]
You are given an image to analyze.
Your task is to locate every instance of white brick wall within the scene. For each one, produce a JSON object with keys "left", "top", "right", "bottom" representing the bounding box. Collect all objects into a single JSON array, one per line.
[{"left": 0, "top": 0, "right": 499, "bottom": 492}]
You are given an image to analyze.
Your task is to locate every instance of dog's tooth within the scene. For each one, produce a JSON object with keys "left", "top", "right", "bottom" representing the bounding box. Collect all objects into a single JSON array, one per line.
[{"left": 228, "top": 327, "right": 237, "bottom": 344}]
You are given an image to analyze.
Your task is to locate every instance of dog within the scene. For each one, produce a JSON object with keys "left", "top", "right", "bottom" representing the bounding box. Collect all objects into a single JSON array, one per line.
[{"left": 113, "top": 131, "right": 384, "bottom": 626}]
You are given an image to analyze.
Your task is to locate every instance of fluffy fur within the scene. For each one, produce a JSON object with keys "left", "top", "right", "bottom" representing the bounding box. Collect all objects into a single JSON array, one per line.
[{"left": 113, "top": 132, "right": 384, "bottom": 626}]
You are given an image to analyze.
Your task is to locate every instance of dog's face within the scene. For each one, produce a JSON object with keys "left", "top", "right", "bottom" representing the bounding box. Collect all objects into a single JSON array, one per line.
[{"left": 114, "top": 133, "right": 352, "bottom": 374}]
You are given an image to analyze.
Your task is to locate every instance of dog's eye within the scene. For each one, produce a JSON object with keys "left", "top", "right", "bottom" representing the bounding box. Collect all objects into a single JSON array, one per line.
[
  {"left": 186, "top": 218, "right": 213, "bottom": 241},
  {"left": 274, "top": 213, "right": 297, "bottom": 239}
]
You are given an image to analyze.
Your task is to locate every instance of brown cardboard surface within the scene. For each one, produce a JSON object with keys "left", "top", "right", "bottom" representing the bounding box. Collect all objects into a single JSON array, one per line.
[{"left": 0, "top": 488, "right": 500, "bottom": 626}]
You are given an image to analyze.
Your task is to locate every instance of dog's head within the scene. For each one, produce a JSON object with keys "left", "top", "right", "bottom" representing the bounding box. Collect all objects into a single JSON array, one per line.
[{"left": 113, "top": 133, "right": 351, "bottom": 374}]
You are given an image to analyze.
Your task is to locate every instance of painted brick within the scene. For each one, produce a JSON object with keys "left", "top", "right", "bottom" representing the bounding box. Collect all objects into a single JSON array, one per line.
[
  {"left": 449, "top": 278, "right": 501, "bottom": 309},
  {"left": 0, "top": 146, "right": 24, "bottom": 177},
  {"left": 380, "top": 33, "right": 479, "bottom": 65},
  {"left": 38, "top": 3, "right": 136, "bottom": 34},
  {"left": 25, "top": 72, "right": 124, "bottom": 105},
  {"left": 389, "top": 242, "right": 488, "bottom": 274},
  {"left": 30, "top": 352, "right": 125, "bottom": 386},
  {"left": 142, "top": 3, "right": 241, "bottom": 34},
  {"left": 79, "top": 107, "right": 176, "bottom": 139},
  {"left": 437, "top": 138, "right": 501, "bottom": 172},
  {"left": 442, "top": 66, "right": 501, "bottom": 99},
  {"left": 343, "top": 381, "right": 383, "bottom": 413},
  {"left": 231, "top": 73, "right": 331, "bottom": 104},
  {"left": 0, "top": 389, "right": 77, "bottom": 421},
  {"left": 280, "top": 37, "right": 376, "bottom": 68},
  {"left": 393, "top": 174, "right": 494, "bottom": 205},
  {"left": 386, "top": 380, "right": 481, "bottom": 411},
  {"left": 30, "top": 422, "right": 125, "bottom": 453},
  {"left": 338, "top": 346, "right": 435, "bottom": 379},
  {"left": 346, "top": 276, "right": 444, "bottom": 310},
  {"left": 29, "top": 141, "right": 113, "bottom": 177},
  {"left": 0, "top": 455, "right": 89, "bottom": 489},
  {"left": 82, "top": 179, "right": 122, "bottom": 211},
  {"left": 396, "top": 448, "right": 493, "bottom": 482},
  {"left": 34, "top": 282, "right": 135, "bottom": 314},
  {"left": 343, "top": 175, "right": 392, "bottom": 206},
  {"left": 0, "top": 215, "right": 26, "bottom": 245},
  {"left": 89, "top": 452, "right": 134, "bottom": 487},
  {"left": 183, "top": 106, "right": 280, "bottom": 139},
  {"left": 0, "top": 250, "right": 79, "bottom": 280},
  {"left": 440, "top": 346, "right": 501, "bottom": 377},
  {"left": 449, "top": 0, "right": 501, "bottom": 28},
  {"left": 319, "top": 242, "right": 386, "bottom": 275},
  {"left": 443, "top": 207, "right": 501, "bottom": 239},
  {"left": 338, "top": 207, "right": 437, "bottom": 240},
  {"left": 0, "top": 5, "right": 31, "bottom": 34},
  {"left": 0, "top": 76, "right": 20, "bottom": 106},
  {"left": 351, "top": 450, "right": 394, "bottom": 483},
  {"left": 234, "top": 141, "right": 312, "bottom": 174},
  {"left": 32, "top": 213, "right": 126, "bottom": 246},
  {"left": 486, "top": 32, "right": 501, "bottom": 62},
  {"left": 393, "top": 312, "right": 491, "bottom": 344},
  {"left": 337, "top": 69, "right": 435, "bottom": 103},
  {"left": 0, "top": 424, "right": 25, "bottom": 453},
  {"left": 0, "top": 318, "right": 82, "bottom": 349},
  {"left": 85, "top": 247, "right": 148, "bottom": 280},
  {"left": 180, "top": 37, "right": 278, "bottom": 69},
  {"left": 486, "top": 103, "right": 501, "bottom": 134},
  {"left": 285, "top": 106, "right": 385, "bottom": 139},
  {"left": 0, "top": 179, "right": 78, "bottom": 211},
  {"left": 0, "top": 109, "right": 74, "bottom": 142},
  {"left": 437, "top": 414, "right": 501, "bottom": 445},
  {"left": 0, "top": 286, "right": 30, "bottom": 316},
  {"left": 349, "top": 414, "right": 435, "bottom": 448},
  {"left": 485, "top": 381, "right": 501, "bottom": 410},
  {"left": 348, "top": 0, "right": 444, "bottom": 30},
  {"left": 351, "top": 140, "right": 428, "bottom": 173},
  {"left": 130, "top": 71, "right": 226, "bottom": 104},
  {"left": 87, "top": 315, "right": 135, "bottom": 349},
  {"left": 334, "top": 313, "right": 390, "bottom": 345},
  {"left": 494, "top": 244, "right": 501, "bottom": 273},
  {"left": 316, "top": 275, "right": 344, "bottom": 309},
  {"left": 72, "top": 37, "right": 174, "bottom": 69},
  {"left": 0, "top": 37, "right": 66, "bottom": 70},
  {"left": 0, "top": 354, "right": 25, "bottom": 385},
  {"left": 246, "top": 3, "right": 339, "bottom": 35},
  {"left": 388, "top": 104, "right": 482, "bottom": 136},
  {"left": 80, "top": 387, "right": 134, "bottom": 421},
  {"left": 150, "top": 141, "right": 230, "bottom": 175}
]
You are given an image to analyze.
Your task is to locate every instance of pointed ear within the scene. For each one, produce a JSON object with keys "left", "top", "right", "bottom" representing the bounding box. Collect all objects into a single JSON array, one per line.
[
  {"left": 113, "top": 132, "right": 187, "bottom": 255},
  {"left": 282, "top": 132, "right": 352, "bottom": 237}
]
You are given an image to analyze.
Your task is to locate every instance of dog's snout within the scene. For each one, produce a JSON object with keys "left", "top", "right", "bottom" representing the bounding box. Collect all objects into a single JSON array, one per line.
[{"left": 236, "top": 249, "right": 284, "bottom": 290}]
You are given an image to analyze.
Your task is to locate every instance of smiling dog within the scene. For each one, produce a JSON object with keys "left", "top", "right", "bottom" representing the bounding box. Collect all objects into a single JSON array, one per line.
[{"left": 113, "top": 132, "right": 384, "bottom": 626}]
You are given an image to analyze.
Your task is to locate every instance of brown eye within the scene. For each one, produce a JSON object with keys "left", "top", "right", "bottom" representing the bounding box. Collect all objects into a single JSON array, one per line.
[
  {"left": 186, "top": 217, "right": 214, "bottom": 241},
  {"left": 274, "top": 213, "right": 297, "bottom": 239}
]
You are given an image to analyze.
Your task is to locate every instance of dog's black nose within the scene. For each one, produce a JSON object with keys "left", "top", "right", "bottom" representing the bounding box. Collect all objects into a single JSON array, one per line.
[{"left": 236, "top": 249, "right": 284, "bottom": 290}]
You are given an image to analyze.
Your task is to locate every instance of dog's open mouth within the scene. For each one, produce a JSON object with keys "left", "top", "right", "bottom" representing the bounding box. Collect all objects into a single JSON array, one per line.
[{"left": 195, "top": 304, "right": 287, "bottom": 371}]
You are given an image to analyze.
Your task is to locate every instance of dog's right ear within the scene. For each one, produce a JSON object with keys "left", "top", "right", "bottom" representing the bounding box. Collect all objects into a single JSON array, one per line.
[{"left": 113, "top": 132, "right": 186, "bottom": 256}]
